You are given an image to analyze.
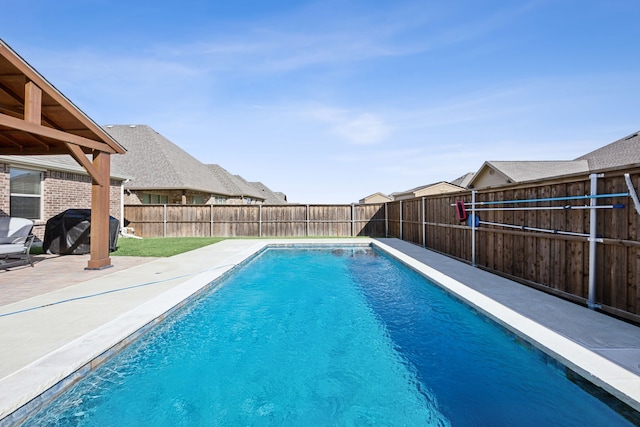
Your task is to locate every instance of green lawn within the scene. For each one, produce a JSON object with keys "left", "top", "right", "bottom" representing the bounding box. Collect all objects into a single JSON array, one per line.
[
  {"left": 112, "top": 237, "right": 226, "bottom": 257},
  {"left": 34, "top": 235, "right": 363, "bottom": 258}
]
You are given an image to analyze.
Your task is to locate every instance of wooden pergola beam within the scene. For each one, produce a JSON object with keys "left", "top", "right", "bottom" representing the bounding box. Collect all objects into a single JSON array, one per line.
[
  {"left": 0, "top": 112, "right": 117, "bottom": 153},
  {"left": 65, "top": 142, "right": 105, "bottom": 187},
  {"left": 0, "top": 131, "right": 24, "bottom": 149}
]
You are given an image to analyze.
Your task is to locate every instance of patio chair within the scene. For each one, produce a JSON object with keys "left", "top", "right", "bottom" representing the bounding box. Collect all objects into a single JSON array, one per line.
[{"left": 0, "top": 217, "right": 35, "bottom": 268}]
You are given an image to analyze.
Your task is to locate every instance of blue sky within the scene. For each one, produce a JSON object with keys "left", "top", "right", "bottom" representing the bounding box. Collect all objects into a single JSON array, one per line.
[{"left": 3, "top": 0, "right": 639, "bottom": 203}]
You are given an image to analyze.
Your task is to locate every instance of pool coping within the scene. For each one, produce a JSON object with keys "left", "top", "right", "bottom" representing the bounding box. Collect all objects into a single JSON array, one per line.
[{"left": 0, "top": 238, "right": 639, "bottom": 424}]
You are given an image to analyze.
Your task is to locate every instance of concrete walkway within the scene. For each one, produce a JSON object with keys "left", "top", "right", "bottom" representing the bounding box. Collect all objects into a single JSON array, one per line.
[{"left": 0, "top": 238, "right": 638, "bottom": 424}]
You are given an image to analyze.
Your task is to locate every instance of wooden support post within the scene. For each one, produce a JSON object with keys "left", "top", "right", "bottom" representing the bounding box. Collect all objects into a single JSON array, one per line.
[
  {"left": 86, "top": 151, "right": 112, "bottom": 270},
  {"left": 399, "top": 201, "right": 403, "bottom": 240},
  {"left": 351, "top": 204, "right": 355, "bottom": 237},
  {"left": 422, "top": 197, "right": 426, "bottom": 247},
  {"left": 384, "top": 203, "right": 388, "bottom": 237},
  {"left": 24, "top": 81, "right": 42, "bottom": 124}
]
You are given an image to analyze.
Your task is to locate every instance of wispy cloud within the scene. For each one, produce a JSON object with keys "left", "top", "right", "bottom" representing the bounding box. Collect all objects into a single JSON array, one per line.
[
  {"left": 161, "top": 30, "right": 421, "bottom": 75},
  {"left": 305, "top": 106, "right": 391, "bottom": 145},
  {"left": 154, "top": 2, "right": 533, "bottom": 75}
]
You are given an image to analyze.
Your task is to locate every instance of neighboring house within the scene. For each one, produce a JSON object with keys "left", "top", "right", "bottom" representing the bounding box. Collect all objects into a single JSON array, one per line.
[
  {"left": 468, "top": 161, "right": 589, "bottom": 189},
  {"left": 391, "top": 182, "right": 466, "bottom": 201},
  {"left": 450, "top": 172, "right": 475, "bottom": 188},
  {"left": 105, "top": 125, "right": 282, "bottom": 205},
  {"left": 0, "top": 155, "right": 128, "bottom": 240},
  {"left": 359, "top": 130, "right": 640, "bottom": 200},
  {"left": 250, "top": 182, "right": 288, "bottom": 204},
  {"left": 468, "top": 130, "right": 640, "bottom": 189},
  {"left": 359, "top": 192, "right": 393, "bottom": 204},
  {"left": 106, "top": 124, "right": 234, "bottom": 205},
  {"left": 207, "top": 164, "right": 264, "bottom": 204}
]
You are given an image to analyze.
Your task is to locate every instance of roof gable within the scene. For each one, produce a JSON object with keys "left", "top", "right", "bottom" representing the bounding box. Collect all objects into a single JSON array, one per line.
[
  {"left": 391, "top": 181, "right": 464, "bottom": 198},
  {"left": 451, "top": 172, "right": 475, "bottom": 188},
  {"left": 469, "top": 160, "right": 590, "bottom": 188},
  {"left": 359, "top": 192, "right": 392, "bottom": 204},
  {"left": 487, "top": 160, "right": 589, "bottom": 182}
]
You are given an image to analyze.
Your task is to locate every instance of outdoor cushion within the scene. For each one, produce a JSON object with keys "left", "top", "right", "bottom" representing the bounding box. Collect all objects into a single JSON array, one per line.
[
  {"left": 0, "top": 236, "right": 26, "bottom": 245},
  {"left": 0, "top": 243, "right": 26, "bottom": 256},
  {"left": 0, "top": 217, "right": 33, "bottom": 238},
  {"left": 0, "top": 217, "right": 35, "bottom": 267}
]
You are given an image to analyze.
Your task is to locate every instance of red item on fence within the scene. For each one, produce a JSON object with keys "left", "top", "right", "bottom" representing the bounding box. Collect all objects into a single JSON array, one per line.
[{"left": 455, "top": 201, "right": 467, "bottom": 221}]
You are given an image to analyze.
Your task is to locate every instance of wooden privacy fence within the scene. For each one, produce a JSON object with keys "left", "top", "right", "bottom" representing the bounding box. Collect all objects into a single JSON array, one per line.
[
  {"left": 386, "top": 167, "right": 640, "bottom": 324},
  {"left": 123, "top": 166, "right": 640, "bottom": 323},
  {"left": 123, "top": 203, "right": 387, "bottom": 238}
]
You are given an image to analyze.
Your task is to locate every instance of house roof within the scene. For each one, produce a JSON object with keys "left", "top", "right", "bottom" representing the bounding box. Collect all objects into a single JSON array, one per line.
[
  {"left": 207, "top": 164, "right": 263, "bottom": 200},
  {"left": 105, "top": 125, "right": 232, "bottom": 195},
  {"left": 451, "top": 172, "right": 475, "bottom": 188},
  {"left": 249, "top": 181, "right": 288, "bottom": 204},
  {"left": 358, "top": 192, "right": 393, "bottom": 204},
  {"left": 478, "top": 160, "right": 590, "bottom": 184},
  {"left": 575, "top": 130, "right": 640, "bottom": 170},
  {"left": 468, "top": 131, "right": 640, "bottom": 189},
  {"left": 391, "top": 181, "right": 464, "bottom": 197},
  {"left": 360, "top": 192, "right": 392, "bottom": 199}
]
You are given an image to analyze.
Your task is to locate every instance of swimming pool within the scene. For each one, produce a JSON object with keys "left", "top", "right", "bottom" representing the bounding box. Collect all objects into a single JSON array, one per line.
[{"left": 22, "top": 246, "right": 637, "bottom": 425}]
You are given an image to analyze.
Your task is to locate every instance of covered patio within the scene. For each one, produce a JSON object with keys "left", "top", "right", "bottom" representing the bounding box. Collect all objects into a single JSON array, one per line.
[{"left": 0, "top": 39, "right": 125, "bottom": 269}]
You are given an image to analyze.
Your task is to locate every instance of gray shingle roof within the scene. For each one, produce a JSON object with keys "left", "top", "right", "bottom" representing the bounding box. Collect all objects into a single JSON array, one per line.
[
  {"left": 575, "top": 131, "right": 640, "bottom": 170},
  {"left": 484, "top": 160, "right": 590, "bottom": 182},
  {"left": 249, "top": 181, "right": 288, "bottom": 204},
  {"left": 207, "top": 164, "right": 263, "bottom": 200},
  {"left": 451, "top": 172, "right": 475, "bottom": 188},
  {"left": 105, "top": 125, "right": 232, "bottom": 195}
]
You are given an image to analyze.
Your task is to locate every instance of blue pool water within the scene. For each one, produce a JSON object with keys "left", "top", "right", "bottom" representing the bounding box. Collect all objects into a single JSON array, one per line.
[{"left": 24, "top": 246, "right": 635, "bottom": 426}]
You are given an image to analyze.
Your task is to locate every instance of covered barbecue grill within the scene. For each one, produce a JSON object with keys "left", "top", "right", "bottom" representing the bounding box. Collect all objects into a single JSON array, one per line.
[{"left": 43, "top": 209, "right": 120, "bottom": 255}]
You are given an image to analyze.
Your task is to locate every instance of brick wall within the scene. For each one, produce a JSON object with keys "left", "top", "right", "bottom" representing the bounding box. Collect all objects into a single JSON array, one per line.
[
  {"left": 0, "top": 163, "right": 9, "bottom": 216},
  {"left": 1, "top": 161, "right": 122, "bottom": 241},
  {"left": 43, "top": 170, "right": 93, "bottom": 219}
]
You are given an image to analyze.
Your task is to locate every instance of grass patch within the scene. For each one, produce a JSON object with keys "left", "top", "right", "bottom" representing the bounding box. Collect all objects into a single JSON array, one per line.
[
  {"left": 112, "top": 237, "right": 226, "bottom": 257},
  {"left": 30, "top": 245, "right": 44, "bottom": 255}
]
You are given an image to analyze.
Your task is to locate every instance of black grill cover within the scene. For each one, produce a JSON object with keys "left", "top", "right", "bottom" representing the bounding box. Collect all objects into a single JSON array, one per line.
[{"left": 43, "top": 209, "right": 120, "bottom": 255}]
